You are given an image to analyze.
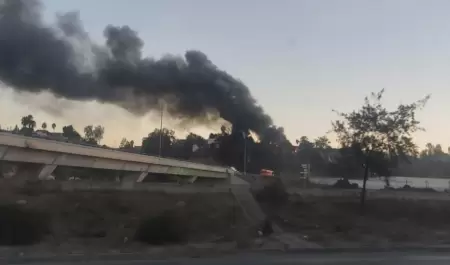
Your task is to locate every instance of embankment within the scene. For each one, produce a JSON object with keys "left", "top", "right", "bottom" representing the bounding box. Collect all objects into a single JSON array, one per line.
[{"left": 0, "top": 180, "right": 254, "bottom": 255}]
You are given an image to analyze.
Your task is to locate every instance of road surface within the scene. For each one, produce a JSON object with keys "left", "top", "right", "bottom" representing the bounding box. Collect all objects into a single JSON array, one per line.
[{"left": 7, "top": 251, "right": 450, "bottom": 265}]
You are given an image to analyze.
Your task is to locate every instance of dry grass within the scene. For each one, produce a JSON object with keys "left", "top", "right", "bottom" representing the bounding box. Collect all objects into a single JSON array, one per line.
[
  {"left": 268, "top": 194, "right": 450, "bottom": 247},
  {"left": 0, "top": 182, "right": 250, "bottom": 248}
]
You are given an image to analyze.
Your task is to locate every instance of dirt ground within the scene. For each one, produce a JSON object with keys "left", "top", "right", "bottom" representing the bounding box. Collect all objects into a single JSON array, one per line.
[
  {"left": 0, "top": 180, "right": 253, "bottom": 253},
  {"left": 261, "top": 193, "right": 450, "bottom": 248},
  {"left": 5, "top": 175, "right": 450, "bottom": 254}
]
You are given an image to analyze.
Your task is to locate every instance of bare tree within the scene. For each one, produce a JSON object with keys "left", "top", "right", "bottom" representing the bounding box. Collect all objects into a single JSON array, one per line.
[{"left": 332, "top": 89, "right": 429, "bottom": 213}]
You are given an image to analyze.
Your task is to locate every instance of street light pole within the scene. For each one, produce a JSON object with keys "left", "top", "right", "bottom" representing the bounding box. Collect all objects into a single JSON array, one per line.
[
  {"left": 159, "top": 102, "right": 163, "bottom": 157},
  {"left": 242, "top": 131, "right": 247, "bottom": 175},
  {"left": 244, "top": 137, "right": 247, "bottom": 175}
]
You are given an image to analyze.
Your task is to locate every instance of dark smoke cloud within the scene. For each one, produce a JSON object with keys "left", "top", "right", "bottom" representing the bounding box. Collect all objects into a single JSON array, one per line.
[{"left": 0, "top": 0, "right": 272, "bottom": 134}]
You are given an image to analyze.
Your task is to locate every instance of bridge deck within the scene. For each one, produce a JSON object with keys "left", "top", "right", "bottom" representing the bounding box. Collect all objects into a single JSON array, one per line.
[{"left": 0, "top": 132, "right": 231, "bottom": 179}]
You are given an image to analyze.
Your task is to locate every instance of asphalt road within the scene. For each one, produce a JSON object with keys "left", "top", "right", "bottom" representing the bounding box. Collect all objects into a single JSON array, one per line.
[{"left": 7, "top": 252, "right": 450, "bottom": 265}]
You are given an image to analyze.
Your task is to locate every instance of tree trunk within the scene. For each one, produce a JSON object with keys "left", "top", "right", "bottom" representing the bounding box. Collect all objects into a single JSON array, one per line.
[{"left": 360, "top": 155, "right": 370, "bottom": 214}]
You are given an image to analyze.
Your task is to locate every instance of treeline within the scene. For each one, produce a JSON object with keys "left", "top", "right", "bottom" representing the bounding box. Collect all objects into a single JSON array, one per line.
[
  {"left": 122, "top": 127, "right": 392, "bottom": 178},
  {"left": 2, "top": 114, "right": 105, "bottom": 146},
  {"left": 135, "top": 126, "right": 336, "bottom": 175},
  {"left": 1, "top": 114, "right": 338, "bottom": 175},
  {"left": 3, "top": 90, "right": 450, "bottom": 179},
  {"left": 127, "top": 127, "right": 450, "bottom": 179},
  {"left": 394, "top": 144, "right": 450, "bottom": 178}
]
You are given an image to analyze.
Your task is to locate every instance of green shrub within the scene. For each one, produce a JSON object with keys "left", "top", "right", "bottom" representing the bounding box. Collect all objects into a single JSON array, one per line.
[
  {"left": 332, "top": 178, "right": 359, "bottom": 189},
  {"left": 0, "top": 205, "right": 49, "bottom": 245},
  {"left": 135, "top": 211, "right": 187, "bottom": 245}
]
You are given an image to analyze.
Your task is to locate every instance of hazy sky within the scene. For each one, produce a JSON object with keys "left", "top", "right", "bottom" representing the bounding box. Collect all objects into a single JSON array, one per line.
[{"left": 1, "top": 0, "right": 449, "bottom": 149}]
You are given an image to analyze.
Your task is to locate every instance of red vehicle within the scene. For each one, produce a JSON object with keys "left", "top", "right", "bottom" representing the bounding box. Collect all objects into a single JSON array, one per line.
[{"left": 260, "top": 169, "right": 274, "bottom": 177}]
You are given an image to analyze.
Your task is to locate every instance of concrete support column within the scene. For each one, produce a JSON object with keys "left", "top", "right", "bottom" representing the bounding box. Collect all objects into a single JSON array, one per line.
[
  {"left": 173, "top": 175, "right": 198, "bottom": 185},
  {"left": 225, "top": 169, "right": 232, "bottom": 185},
  {"left": 1, "top": 162, "right": 18, "bottom": 179},
  {"left": 230, "top": 175, "right": 250, "bottom": 185},
  {"left": 136, "top": 171, "right": 148, "bottom": 182},
  {"left": 120, "top": 172, "right": 148, "bottom": 189},
  {"left": 38, "top": 164, "right": 57, "bottom": 180},
  {"left": 188, "top": 176, "right": 198, "bottom": 184}
]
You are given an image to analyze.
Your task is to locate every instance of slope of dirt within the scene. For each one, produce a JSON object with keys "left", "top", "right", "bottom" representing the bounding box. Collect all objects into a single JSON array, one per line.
[
  {"left": 0, "top": 181, "right": 253, "bottom": 252},
  {"left": 268, "top": 193, "right": 450, "bottom": 248}
]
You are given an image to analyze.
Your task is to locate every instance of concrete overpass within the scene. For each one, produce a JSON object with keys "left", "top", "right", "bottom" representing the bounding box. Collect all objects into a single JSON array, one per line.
[{"left": 0, "top": 132, "right": 234, "bottom": 184}]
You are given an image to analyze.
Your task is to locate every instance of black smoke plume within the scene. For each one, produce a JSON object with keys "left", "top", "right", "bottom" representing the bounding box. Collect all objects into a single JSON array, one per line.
[{"left": 0, "top": 0, "right": 272, "bottom": 134}]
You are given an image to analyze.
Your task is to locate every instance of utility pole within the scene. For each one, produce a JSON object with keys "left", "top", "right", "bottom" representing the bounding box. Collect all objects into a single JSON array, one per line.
[{"left": 159, "top": 102, "right": 163, "bottom": 157}]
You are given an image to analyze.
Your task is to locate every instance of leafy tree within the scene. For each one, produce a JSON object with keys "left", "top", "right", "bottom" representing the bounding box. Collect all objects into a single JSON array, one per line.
[
  {"left": 419, "top": 149, "right": 428, "bottom": 158},
  {"left": 208, "top": 130, "right": 237, "bottom": 167},
  {"left": 41, "top": 122, "right": 47, "bottom": 130},
  {"left": 83, "top": 125, "right": 105, "bottom": 145},
  {"left": 167, "top": 133, "right": 208, "bottom": 160},
  {"left": 185, "top": 133, "right": 206, "bottom": 148},
  {"left": 295, "top": 136, "right": 315, "bottom": 166},
  {"left": 293, "top": 135, "right": 335, "bottom": 175},
  {"left": 208, "top": 125, "right": 290, "bottom": 174},
  {"left": 426, "top": 143, "right": 434, "bottom": 156},
  {"left": 20, "top": 115, "right": 36, "bottom": 136},
  {"left": 62, "top": 125, "right": 82, "bottom": 141},
  {"left": 51, "top": 123, "right": 56, "bottom": 131},
  {"left": 21, "top": 115, "right": 36, "bottom": 129},
  {"left": 141, "top": 128, "right": 176, "bottom": 156},
  {"left": 314, "top": 136, "right": 331, "bottom": 149},
  {"left": 434, "top": 144, "right": 444, "bottom": 155},
  {"left": 296, "top": 136, "right": 314, "bottom": 150},
  {"left": 419, "top": 143, "right": 446, "bottom": 157},
  {"left": 183, "top": 133, "right": 207, "bottom": 158},
  {"left": 119, "top": 138, "right": 135, "bottom": 149},
  {"left": 332, "top": 89, "right": 429, "bottom": 212},
  {"left": 257, "top": 126, "right": 291, "bottom": 173}
]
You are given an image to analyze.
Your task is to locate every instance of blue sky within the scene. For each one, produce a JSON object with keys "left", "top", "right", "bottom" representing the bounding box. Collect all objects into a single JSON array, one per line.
[{"left": 1, "top": 0, "right": 449, "bottom": 148}]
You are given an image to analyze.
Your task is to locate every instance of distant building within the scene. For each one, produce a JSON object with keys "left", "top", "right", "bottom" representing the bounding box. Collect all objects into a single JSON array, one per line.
[
  {"left": 117, "top": 146, "right": 141, "bottom": 154},
  {"left": 33, "top": 130, "right": 48, "bottom": 138},
  {"left": 32, "top": 130, "right": 68, "bottom": 142},
  {"left": 49, "top": 132, "right": 68, "bottom": 142}
]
